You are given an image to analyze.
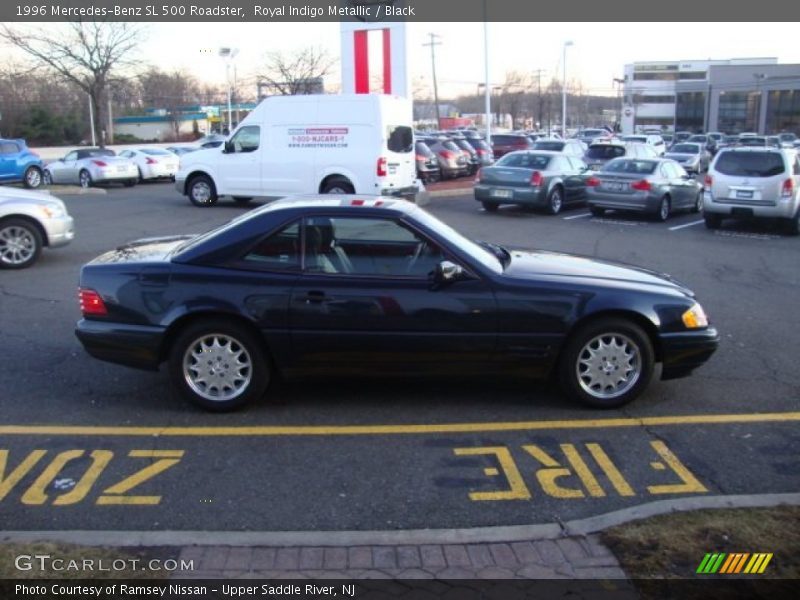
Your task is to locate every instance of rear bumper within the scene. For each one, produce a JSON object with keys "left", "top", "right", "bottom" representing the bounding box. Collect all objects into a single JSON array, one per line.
[
  {"left": 659, "top": 327, "right": 720, "bottom": 380},
  {"left": 587, "top": 190, "right": 660, "bottom": 213},
  {"left": 75, "top": 318, "right": 165, "bottom": 371},
  {"left": 703, "top": 192, "right": 797, "bottom": 218},
  {"left": 474, "top": 185, "right": 546, "bottom": 206}
]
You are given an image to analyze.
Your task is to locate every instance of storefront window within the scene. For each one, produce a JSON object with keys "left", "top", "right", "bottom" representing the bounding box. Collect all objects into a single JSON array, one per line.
[{"left": 766, "top": 90, "right": 800, "bottom": 134}]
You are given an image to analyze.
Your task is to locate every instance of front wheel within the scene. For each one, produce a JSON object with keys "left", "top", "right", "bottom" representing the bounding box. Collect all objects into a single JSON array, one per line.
[
  {"left": 558, "top": 317, "right": 655, "bottom": 409},
  {"left": 23, "top": 166, "right": 43, "bottom": 189},
  {"left": 188, "top": 175, "right": 218, "bottom": 207},
  {"left": 43, "top": 170, "right": 53, "bottom": 186},
  {"left": 79, "top": 170, "right": 92, "bottom": 189},
  {"left": 0, "top": 218, "right": 43, "bottom": 269},
  {"left": 169, "top": 319, "right": 270, "bottom": 411}
]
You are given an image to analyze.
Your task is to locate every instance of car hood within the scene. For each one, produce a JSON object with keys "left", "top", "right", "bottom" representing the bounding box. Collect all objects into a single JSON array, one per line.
[
  {"left": 0, "top": 187, "right": 59, "bottom": 206},
  {"left": 180, "top": 147, "right": 220, "bottom": 165},
  {"left": 89, "top": 235, "right": 197, "bottom": 265},
  {"left": 503, "top": 249, "right": 693, "bottom": 295}
]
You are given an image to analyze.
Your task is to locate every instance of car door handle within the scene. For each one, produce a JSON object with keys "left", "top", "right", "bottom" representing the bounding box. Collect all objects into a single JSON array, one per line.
[{"left": 304, "top": 290, "right": 326, "bottom": 304}]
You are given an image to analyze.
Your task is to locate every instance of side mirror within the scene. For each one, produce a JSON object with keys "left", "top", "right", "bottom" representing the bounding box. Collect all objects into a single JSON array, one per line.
[
  {"left": 432, "top": 260, "right": 465, "bottom": 288},
  {"left": 223, "top": 141, "right": 234, "bottom": 154}
]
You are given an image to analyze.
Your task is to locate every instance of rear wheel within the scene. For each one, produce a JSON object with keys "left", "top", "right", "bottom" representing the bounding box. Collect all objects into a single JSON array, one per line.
[
  {"left": 79, "top": 170, "right": 92, "bottom": 189},
  {"left": 481, "top": 201, "right": 499, "bottom": 212},
  {"left": 704, "top": 213, "right": 722, "bottom": 229},
  {"left": 545, "top": 186, "right": 564, "bottom": 215},
  {"left": 654, "top": 196, "right": 671, "bottom": 222},
  {"left": 691, "top": 192, "right": 702, "bottom": 213},
  {"left": 322, "top": 177, "right": 354, "bottom": 194},
  {"left": 784, "top": 211, "right": 800, "bottom": 236},
  {"left": 169, "top": 319, "right": 269, "bottom": 412},
  {"left": 558, "top": 317, "right": 654, "bottom": 409},
  {"left": 590, "top": 205, "right": 605, "bottom": 217},
  {"left": 0, "top": 218, "right": 43, "bottom": 269},
  {"left": 23, "top": 166, "right": 43, "bottom": 189},
  {"left": 188, "top": 175, "right": 218, "bottom": 207}
]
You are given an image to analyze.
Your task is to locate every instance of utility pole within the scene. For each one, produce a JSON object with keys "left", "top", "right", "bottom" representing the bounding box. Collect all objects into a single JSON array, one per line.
[
  {"left": 423, "top": 33, "right": 442, "bottom": 129},
  {"left": 532, "top": 69, "right": 545, "bottom": 131}
]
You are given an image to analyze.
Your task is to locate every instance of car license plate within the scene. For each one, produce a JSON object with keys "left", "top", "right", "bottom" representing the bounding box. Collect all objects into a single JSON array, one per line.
[
  {"left": 117, "top": 166, "right": 127, "bottom": 172},
  {"left": 604, "top": 182, "right": 626, "bottom": 192},
  {"left": 736, "top": 190, "right": 754, "bottom": 199},
  {"left": 491, "top": 189, "right": 513, "bottom": 198}
]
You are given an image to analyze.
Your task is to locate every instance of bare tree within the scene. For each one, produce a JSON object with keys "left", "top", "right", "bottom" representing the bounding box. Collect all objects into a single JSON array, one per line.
[
  {"left": 257, "top": 47, "right": 333, "bottom": 96},
  {"left": 138, "top": 68, "right": 201, "bottom": 139},
  {"left": 0, "top": 22, "right": 144, "bottom": 146}
]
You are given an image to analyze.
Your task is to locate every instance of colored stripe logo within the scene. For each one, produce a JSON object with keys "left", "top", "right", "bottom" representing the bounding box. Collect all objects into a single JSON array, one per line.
[{"left": 697, "top": 553, "right": 773, "bottom": 574}]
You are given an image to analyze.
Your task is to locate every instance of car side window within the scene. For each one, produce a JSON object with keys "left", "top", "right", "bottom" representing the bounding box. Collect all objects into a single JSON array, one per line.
[
  {"left": 242, "top": 221, "right": 300, "bottom": 270},
  {"left": 64, "top": 151, "right": 78, "bottom": 161},
  {"left": 0, "top": 142, "right": 19, "bottom": 154},
  {"left": 229, "top": 126, "right": 260, "bottom": 153},
  {"left": 303, "top": 216, "right": 444, "bottom": 278}
]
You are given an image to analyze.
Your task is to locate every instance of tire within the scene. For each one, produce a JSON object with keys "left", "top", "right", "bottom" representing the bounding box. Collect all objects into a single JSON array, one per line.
[
  {"left": 188, "top": 174, "right": 218, "bottom": 207},
  {"left": 321, "top": 177, "right": 354, "bottom": 194},
  {"left": 590, "top": 205, "right": 605, "bottom": 217},
  {"left": 545, "top": 185, "right": 564, "bottom": 215},
  {"left": 558, "top": 317, "right": 655, "bottom": 409},
  {"left": 233, "top": 197, "right": 253, "bottom": 205},
  {"left": 169, "top": 319, "right": 269, "bottom": 412},
  {"left": 691, "top": 192, "right": 702, "bottom": 213},
  {"left": 481, "top": 201, "right": 499, "bottom": 212},
  {"left": 654, "top": 196, "right": 670, "bottom": 222},
  {"left": 23, "top": 166, "right": 43, "bottom": 189},
  {"left": 124, "top": 179, "right": 137, "bottom": 187},
  {"left": 42, "top": 170, "right": 53, "bottom": 186},
  {"left": 784, "top": 211, "right": 800, "bottom": 236},
  {"left": 704, "top": 213, "right": 722, "bottom": 230},
  {"left": 0, "top": 218, "right": 43, "bottom": 269},
  {"left": 79, "top": 169, "right": 92, "bottom": 189}
]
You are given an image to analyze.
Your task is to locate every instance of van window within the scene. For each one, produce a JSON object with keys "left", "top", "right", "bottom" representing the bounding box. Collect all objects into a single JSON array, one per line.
[
  {"left": 714, "top": 151, "right": 785, "bottom": 177},
  {"left": 230, "top": 126, "right": 260, "bottom": 153},
  {"left": 387, "top": 126, "right": 413, "bottom": 153}
]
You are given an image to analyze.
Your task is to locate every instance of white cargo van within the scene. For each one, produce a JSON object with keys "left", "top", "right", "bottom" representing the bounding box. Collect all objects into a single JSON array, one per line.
[{"left": 175, "top": 94, "right": 418, "bottom": 206}]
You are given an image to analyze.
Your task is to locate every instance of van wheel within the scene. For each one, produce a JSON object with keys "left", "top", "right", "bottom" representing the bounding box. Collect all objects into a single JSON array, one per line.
[
  {"left": 233, "top": 197, "right": 252, "bottom": 205},
  {"left": 169, "top": 319, "right": 269, "bottom": 412},
  {"left": 322, "top": 177, "right": 354, "bottom": 194},
  {"left": 188, "top": 175, "right": 218, "bottom": 207}
]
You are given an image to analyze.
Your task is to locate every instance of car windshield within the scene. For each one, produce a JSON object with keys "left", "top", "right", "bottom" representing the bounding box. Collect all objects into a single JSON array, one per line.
[
  {"left": 714, "top": 151, "right": 785, "bottom": 177},
  {"left": 586, "top": 145, "right": 625, "bottom": 159},
  {"left": 140, "top": 149, "right": 172, "bottom": 156},
  {"left": 406, "top": 209, "right": 503, "bottom": 274},
  {"left": 670, "top": 144, "right": 701, "bottom": 154},
  {"left": 603, "top": 159, "right": 658, "bottom": 175},
  {"left": 496, "top": 153, "right": 552, "bottom": 169},
  {"left": 533, "top": 141, "right": 565, "bottom": 151}
]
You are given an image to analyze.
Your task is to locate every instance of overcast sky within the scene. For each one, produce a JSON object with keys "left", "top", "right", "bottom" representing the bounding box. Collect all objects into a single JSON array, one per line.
[{"left": 9, "top": 22, "right": 800, "bottom": 98}]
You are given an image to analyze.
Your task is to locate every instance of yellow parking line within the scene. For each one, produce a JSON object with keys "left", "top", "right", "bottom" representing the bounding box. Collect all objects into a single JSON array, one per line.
[{"left": 0, "top": 412, "right": 798, "bottom": 437}]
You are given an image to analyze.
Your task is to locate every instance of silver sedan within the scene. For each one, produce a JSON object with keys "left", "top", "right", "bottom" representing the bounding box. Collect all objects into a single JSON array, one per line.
[{"left": 43, "top": 148, "right": 139, "bottom": 188}]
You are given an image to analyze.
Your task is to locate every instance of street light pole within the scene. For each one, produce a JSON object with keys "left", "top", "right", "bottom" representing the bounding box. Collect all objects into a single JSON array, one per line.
[
  {"left": 562, "top": 41, "right": 573, "bottom": 138},
  {"left": 88, "top": 93, "right": 96, "bottom": 146},
  {"left": 219, "top": 46, "right": 239, "bottom": 134},
  {"left": 483, "top": 17, "right": 491, "bottom": 144},
  {"left": 423, "top": 33, "right": 442, "bottom": 129}
]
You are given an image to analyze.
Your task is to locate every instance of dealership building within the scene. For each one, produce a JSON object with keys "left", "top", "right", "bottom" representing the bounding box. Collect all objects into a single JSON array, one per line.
[{"left": 621, "top": 58, "right": 800, "bottom": 134}]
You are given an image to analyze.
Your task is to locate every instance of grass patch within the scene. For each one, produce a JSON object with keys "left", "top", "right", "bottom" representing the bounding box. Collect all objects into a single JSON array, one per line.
[
  {"left": 0, "top": 542, "right": 176, "bottom": 579},
  {"left": 601, "top": 505, "right": 800, "bottom": 579}
]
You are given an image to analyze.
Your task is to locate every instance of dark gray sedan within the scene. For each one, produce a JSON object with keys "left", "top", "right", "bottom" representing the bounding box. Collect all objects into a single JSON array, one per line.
[
  {"left": 586, "top": 158, "right": 703, "bottom": 221},
  {"left": 664, "top": 142, "right": 711, "bottom": 174},
  {"left": 474, "top": 151, "right": 589, "bottom": 214}
]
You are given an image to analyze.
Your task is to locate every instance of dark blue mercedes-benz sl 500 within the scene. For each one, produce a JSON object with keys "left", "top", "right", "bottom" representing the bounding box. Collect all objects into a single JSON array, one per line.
[{"left": 75, "top": 195, "right": 718, "bottom": 411}]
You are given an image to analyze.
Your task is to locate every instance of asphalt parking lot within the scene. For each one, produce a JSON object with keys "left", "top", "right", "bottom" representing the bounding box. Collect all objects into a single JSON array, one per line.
[{"left": 1, "top": 182, "right": 798, "bottom": 532}]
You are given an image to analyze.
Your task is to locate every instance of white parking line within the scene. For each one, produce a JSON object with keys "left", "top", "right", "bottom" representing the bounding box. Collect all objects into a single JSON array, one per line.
[
  {"left": 668, "top": 219, "right": 705, "bottom": 231},
  {"left": 563, "top": 212, "right": 592, "bottom": 220}
]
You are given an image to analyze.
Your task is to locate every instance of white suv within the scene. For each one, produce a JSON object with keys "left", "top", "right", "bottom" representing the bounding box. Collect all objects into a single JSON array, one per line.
[{"left": 703, "top": 147, "right": 800, "bottom": 235}]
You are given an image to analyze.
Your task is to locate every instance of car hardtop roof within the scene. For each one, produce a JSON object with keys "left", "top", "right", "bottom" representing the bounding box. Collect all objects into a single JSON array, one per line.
[{"left": 254, "top": 194, "right": 418, "bottom": 217}]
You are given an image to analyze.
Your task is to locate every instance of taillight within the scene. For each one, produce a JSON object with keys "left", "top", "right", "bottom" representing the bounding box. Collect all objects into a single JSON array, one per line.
[
  {"left": 782, "top": 178, "right": 794, "bottom": 198},
  {"left": 79, "top": 288, "right": 107, "bottom": 316},
  {"left": 704, "top": 174, "right": 713, "bottom": 188},
  {"left": 416, "top": 154, "right": 426, "bottom": 161},
  {"left": 530, "top": 171, "right": 544, "bottom": 187},
  {"left": 145, "top": 157, "right": 157, "bottom": 164},
  {"left": 474, "top": 168, "right": 482, "bottom": 184},
  {"left": 439, "top": 150, "right": 455, "bottom": 160},
  {"left": 377, "top": 156, "right": 387, "bottom": 177},
  {"left": 631, "top": 179, "right": 652, "bottom": 192},
  {"left": 476, "top": 148, "right": 486, "bottom": 155},
  {"left": 92, "top": 160, "right": 107, "bottom": 167},
  {"left": 586, "top": 176, "right": 601, "bottom": 187}
]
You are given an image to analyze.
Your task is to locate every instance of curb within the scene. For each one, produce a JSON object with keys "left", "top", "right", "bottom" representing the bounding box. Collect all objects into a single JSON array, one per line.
[
  {"left": 3, "top": 493, "right": 798, "bottom": 548},
  {"left": 428, "top": 188, "right": 471, "bottom": 198},
  {"left": 47, "top": 186, "right": 107, "bottom": 196}
]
